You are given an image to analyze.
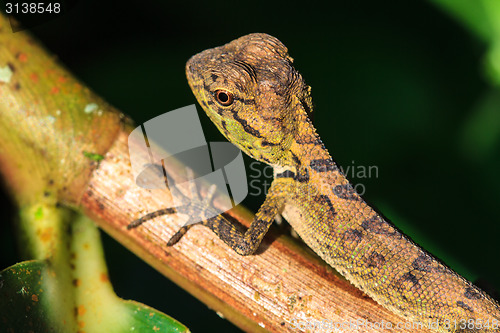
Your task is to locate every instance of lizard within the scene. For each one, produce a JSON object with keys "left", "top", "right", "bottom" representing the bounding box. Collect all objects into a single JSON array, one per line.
[{"left": 129, "top": 33, "right": 500, "bottom": 332}]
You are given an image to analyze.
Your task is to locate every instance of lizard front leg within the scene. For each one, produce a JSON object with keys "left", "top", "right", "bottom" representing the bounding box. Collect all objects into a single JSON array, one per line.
[{"left": 196, "top": 178, "right": 292, "bottom": 255}]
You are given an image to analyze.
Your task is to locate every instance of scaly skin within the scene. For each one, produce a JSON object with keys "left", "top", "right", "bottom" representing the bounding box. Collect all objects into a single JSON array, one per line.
[{"left": 134, "top": 33, "right": 500, "bottom": 332}]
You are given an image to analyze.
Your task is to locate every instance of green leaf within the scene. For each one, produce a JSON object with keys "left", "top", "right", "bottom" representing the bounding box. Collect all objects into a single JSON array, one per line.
[
  {"left": 0, "top": 260, "right": 188, "bottom": 333},
  {"left": 429, "top": 0, "right": 500, "bottom": 85},
  {"left": 0, "top": 261, "right": 57, "bottom": 332},
  {"left": 0, "top": 213, "right": 189, "bottom": 333}
]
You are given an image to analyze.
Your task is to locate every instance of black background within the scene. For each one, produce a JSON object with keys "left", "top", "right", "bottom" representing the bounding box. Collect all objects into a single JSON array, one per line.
[{"left": 1, "top": 1, "right": 499, "bottom": 331}]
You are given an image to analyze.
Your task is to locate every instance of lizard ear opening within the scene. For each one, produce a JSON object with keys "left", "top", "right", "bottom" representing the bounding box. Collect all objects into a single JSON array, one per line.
[{"left": 215, "top": 90, "right": 234, "bottom": 106}]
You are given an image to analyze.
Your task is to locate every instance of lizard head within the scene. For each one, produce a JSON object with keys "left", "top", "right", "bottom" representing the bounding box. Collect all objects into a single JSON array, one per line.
[{"left": 186, "top": 33, "right": 313, "bottom": 166}]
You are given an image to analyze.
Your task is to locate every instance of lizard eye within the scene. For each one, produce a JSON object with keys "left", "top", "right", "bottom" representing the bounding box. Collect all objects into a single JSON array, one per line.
[{"left": 215, "top": 90, "right": 234, "bottom": 106}]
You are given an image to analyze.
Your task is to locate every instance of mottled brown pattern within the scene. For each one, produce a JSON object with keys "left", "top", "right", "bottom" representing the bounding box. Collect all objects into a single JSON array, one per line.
[
  {"left": 332, "top": 184, "right": 360, "bottom": 201},
  {"left": 361, "top": 215, "right": 397, "bottom": 235},
  {"left": 412, "top": 253, "right": 435, "bottom": 273},
  {"left": 343, "top": 228, "right": 363, "bottom": 244},
  {"left": 135, "top": 33, "right": 500, "bottom": 332},
  {"left": 366, "top": 251, "right": 385, "bottom": 268},
  {"left": 309, "top": 158, "right": 338, "bottom": 172}
]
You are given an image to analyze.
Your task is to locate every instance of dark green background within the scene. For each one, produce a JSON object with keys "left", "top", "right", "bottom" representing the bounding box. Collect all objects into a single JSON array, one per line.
[{"left": 1, "top": 1, "right": 499, "bottom": 331}]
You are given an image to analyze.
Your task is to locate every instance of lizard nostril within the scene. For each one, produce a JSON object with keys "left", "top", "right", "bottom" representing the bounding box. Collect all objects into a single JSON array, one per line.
[{"left": 186, "top": 61, "right": 196, "bottom": 77}]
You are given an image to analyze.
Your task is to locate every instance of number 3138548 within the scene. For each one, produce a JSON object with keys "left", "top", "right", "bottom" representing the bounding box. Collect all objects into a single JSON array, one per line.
[{"left": 5, "top": 3, "right": 61, "bottom": 14}]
